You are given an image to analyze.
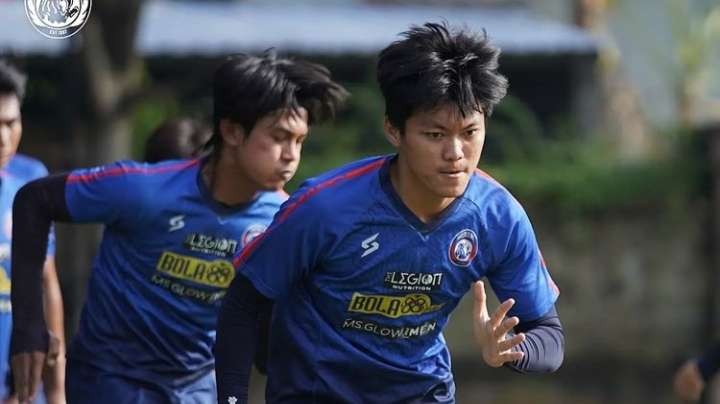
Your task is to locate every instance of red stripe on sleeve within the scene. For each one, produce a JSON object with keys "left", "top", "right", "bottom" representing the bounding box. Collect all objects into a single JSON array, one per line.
[
  {"left": 233, "top": 158, "right": 385, "bottom": 267},
  {"left": 67, "top": 159, "right": 200, "bottom": 184}
]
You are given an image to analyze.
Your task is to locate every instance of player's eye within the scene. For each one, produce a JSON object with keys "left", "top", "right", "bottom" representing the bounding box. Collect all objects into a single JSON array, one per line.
[
  {"left": 423, "top": 131, "right": 444, "bottom": 139},
  {"left": 465, "top": 129, "right": 478, "bottom": 137}
]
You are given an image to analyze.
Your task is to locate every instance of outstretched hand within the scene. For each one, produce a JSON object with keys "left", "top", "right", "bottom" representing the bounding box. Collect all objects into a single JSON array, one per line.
[{"left": 472, "top": 280, "right": 525, "bottom": 367}]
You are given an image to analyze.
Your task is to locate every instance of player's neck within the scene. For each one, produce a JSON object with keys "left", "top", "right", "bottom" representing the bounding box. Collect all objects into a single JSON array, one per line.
[
  {"left": 203, "top": 154, "right": 259, "bottom": 205},
  {"left": 389, "top": 160, "right": 455, "bottom": 223}
]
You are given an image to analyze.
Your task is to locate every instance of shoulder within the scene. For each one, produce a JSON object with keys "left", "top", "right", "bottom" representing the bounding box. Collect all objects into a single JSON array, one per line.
[
  {"left": 7, "top": 153, "right": 49, "bottom": 181},
  {"left": 289, "top": 156, "right": 386, "bottom": 207},
  {"left": 463, "top": 168, "right": 529, "bottom": 224},
  {"left": 255, "top": 189, "right": 290, "bottom": 209},
  {"left": 67, "top": 158, "right": 201, "bottom": 185},
  {"left": 302, "top": 155, "right": 387, "bottom": 189},
  {"left": 274, "top": 156, "right": 388, "bottom": 224}
]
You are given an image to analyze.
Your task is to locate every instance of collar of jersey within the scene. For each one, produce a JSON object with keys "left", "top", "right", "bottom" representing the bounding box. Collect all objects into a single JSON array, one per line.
[
  {"left": 378, "top": 155, "right": 467, "bottom": 235},
  {"left": 196, "top": 157, "right": 260, "bottom": 215}
]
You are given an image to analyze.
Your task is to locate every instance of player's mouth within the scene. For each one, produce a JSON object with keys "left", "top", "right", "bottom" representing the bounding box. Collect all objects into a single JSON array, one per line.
[
  {"left": 438, "top": 169, "right": 466, "bottom": 179},
  {"left": 277, "top": 169, "right": 294, "bottom": 179}
]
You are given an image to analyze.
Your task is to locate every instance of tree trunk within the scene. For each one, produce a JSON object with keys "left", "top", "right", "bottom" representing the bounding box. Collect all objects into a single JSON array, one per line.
[{"left": 59, "top": 0, "right": 143, "bottom": 335}]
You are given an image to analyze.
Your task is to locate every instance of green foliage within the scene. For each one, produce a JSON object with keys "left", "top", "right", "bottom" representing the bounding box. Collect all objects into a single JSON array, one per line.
[
  {"left": 126, "top": 73, "right": 705, "bottom": 216},
  {"left": 485, "top": 137, "right": 703, "bottom": 216},
  {"left": 130, "top": 96, "right": 182, "bottom": 159},
  {"left": 286, "top": 83, "right": 392, "bottom": 192}
]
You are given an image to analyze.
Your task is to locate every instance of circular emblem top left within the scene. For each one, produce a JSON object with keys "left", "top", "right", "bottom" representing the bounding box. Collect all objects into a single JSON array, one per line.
[{"left": 25, "top": 0, "right": 92, "bottom": 39}]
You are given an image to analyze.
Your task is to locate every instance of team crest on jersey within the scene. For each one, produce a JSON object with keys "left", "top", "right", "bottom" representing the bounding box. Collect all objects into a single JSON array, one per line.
[
  {"left": 448, "top": 229, "right": 478, "bottom": 267},
  {"left": 25, "top": 0, "right": 92, "bottom": 39},
  {"left": 241, "top": 224, "right": 266, "bottom": 247}
]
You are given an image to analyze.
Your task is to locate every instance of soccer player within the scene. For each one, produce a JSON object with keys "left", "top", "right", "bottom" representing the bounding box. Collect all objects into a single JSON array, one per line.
[
  {"left": 216, "top": 23, "right": 565, "bottom": 403},
  {"left": 144, "top": 118, "right": 211, "bottom": 163},
  {"left": 10, "top": 53, "right": 347, "bottom": 403},
  {"left": 0, "top": 60, "right": 65, "bottom": 404}
]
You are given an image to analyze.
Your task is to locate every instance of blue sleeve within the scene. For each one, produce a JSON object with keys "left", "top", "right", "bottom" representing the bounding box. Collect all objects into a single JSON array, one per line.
[
  {"left": 30, "top": 161, "right": 49, "bottom": 180},
  {"left": 487, "top": 202, "right": 559, "bottom": 322},
  {"left": 234, "top": 184, "right": 327, "bottom": 300},
  {"left": 64, "top": 161, "right": 141, "bottom": 225}
]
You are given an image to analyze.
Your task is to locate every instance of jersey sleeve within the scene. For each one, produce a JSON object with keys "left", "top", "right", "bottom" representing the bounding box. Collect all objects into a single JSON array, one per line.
[
  {"left": 233, "top": 183, "right": 328, "bottom": 300},
  {"left": 64, "top": 161, "right": 143, "bottom": 225},
  {"left": 486, "top": 200, "right": 559, "bottom": 321}
]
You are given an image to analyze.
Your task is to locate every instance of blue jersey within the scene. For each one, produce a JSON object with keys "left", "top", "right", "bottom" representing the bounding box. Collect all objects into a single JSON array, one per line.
[
  {"left": 237, "top": 155, "right": 559, "bottom": 403},
  {"left": 0, "top": 154, "right": 54, "bottom": 398},
  {"left": 64, "top": 159, "right": 285, "bottom": 388}
]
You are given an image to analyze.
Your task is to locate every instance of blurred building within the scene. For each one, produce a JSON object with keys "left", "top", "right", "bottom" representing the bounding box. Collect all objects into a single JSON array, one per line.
[{"left": 0, "top": 0, "right": 600, "bottom": 137}]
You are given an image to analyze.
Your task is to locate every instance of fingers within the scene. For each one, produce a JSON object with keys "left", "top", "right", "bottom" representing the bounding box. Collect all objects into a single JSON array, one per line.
[
  {"left": 497, "top": 333, "right": 525, "bottom": 352},
  {"left": 490, "top": 298, "right": 515, "bottom": 329},
  {"left": 494, "top": 316, "right": 520, "bottom": 339},
  {"left": 472, "top": 281, "right": 488, "bottom": 319},
  {"left": 495, "top": 350, "right": 524, "bottom": 364},
  {"left": 12, "top": 352, "right": 46, "bottom": 402},
  {"left": 28, "top": 352, "right": 45, "bottom": 401},
  {"left": 11, "top": 354, "right": 31, "bottom": 402}
]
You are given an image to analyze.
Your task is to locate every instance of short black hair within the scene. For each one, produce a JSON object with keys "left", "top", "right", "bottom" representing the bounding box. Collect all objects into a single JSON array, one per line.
[
  {"left": 377, "top": 22, "right": 508, "bottom": 131},
  {"left": 211, "top": 51, "right": 348, "bottom": 149},
  {"left": 144, "top": 118, "right": 211, "bottom": 163},
  {"left": 0, "top": 60, "right": 27, "bottom": 101}
]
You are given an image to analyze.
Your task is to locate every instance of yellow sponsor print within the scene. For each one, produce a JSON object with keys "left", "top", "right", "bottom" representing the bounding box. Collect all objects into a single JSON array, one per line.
[
  {"left": 156, "top": 251, "right": 235, "bottom": 288},
  {"left": 0, "top": 266, "right": 10, "bottom": 294},
  {"left": 348, "top": 292, "right": 444, "bottom": 319}
]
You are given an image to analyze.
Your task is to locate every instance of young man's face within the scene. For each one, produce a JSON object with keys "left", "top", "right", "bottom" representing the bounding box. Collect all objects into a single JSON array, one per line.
[
  {"left": 388, "top": 103, "right": 485, "bottom": 199},
  {"left": 235, "top": 108, "right": 308, "bottom": 190},
  {"left": 0, "top": 94, "right": 22, "bottom": 170}
]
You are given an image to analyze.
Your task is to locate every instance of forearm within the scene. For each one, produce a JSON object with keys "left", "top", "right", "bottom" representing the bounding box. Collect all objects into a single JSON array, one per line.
[
  {"left": 11, "top": 175, "right": 70, "bottom": 356},
  {"left": 215, "top": 274, "right": 273, "bottom": 404},
  {"left": 506, "top": 306, "right": 564, "bottom": 373}
]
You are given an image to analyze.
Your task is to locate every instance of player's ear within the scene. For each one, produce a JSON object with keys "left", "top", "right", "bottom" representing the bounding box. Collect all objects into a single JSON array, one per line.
[
  {"left": 383, "top": 117, "right": 401, "bottom": 148},
  {"left": 219, "top": 119, "right": 246, "bottom": 147}
]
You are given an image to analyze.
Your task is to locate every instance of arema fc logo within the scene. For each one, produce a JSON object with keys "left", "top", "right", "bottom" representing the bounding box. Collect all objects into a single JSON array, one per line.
[
  {"left": 448, "top": 229, "right": 478, "bottom": 267},
  {"left": 241, "top": 224, "right": 267, "bottom": 247},
  {"left": 25, "top": 0, "right": 92, "bottom": 39}
]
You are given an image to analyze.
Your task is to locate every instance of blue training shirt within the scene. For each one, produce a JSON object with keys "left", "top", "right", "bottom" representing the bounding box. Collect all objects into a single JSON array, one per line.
[
  {"left": 0, "top": 154, "right": 55, "bottom": 398},
  {"left": 64, "top": 158, "right": 285, "bottom": 387},
  {"left": 237, "top": 155, "right": 559, "bottom": 403}
]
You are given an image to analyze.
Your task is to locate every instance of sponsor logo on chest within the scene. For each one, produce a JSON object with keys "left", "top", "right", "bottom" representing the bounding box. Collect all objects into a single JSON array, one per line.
[
  {"left": 184, "top": 233, "right": 239, "bottom": 257},
  {"left": 384, "top": 272, "right": 443, "bottom": 292},
  {"left": 347, "top": 292, "right": 444, "bottom": 318},
  {"left": 342, "top": 318, "right": 438, "bottom": 339},
  {"left": 156, "top": 251, "right": 235, "bottom": 288}
]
